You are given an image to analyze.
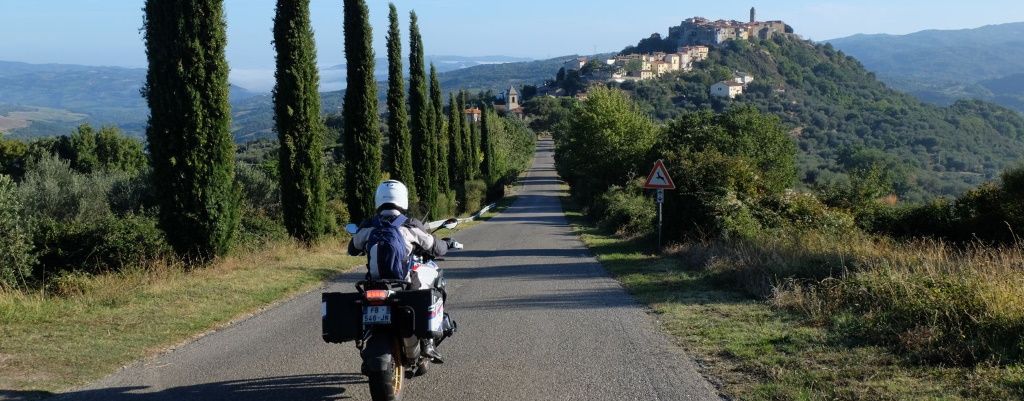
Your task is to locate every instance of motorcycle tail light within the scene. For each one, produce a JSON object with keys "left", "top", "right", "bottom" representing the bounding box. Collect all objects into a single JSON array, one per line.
[{"left": 365, "top": 289, "right": 390, "bottom": 302}]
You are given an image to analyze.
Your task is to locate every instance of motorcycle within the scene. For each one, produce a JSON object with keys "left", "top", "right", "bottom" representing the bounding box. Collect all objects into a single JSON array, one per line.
[{"left": 322, "top": 218, "right": 462, "bottom": 401}]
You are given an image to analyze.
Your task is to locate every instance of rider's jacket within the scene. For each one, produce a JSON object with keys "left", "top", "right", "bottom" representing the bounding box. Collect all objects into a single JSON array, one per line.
[{"left": 347, "top": 209, "right": 449, "bottom": 260}]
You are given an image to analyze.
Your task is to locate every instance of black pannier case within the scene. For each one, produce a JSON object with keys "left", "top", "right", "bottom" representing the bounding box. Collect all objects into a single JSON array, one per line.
[
  {"left": 321, "top": 292, "right": 363, "bottom": 343},
  {"left": 392, "top": 288, "right": 443, "bottom": 339},
  {"left": 321, "top": 288, "right": 443, "bottom": 343}
]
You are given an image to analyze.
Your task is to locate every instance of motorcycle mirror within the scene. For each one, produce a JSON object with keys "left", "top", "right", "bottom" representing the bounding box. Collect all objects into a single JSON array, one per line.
[
  {"left": 345, "top": 223, "right": 359, "bottom": 235},
  {"left": 441, "top": 218, "right": 459, "bottom": 230}
]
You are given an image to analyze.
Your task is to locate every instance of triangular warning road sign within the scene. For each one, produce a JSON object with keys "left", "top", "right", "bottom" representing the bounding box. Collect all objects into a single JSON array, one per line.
[{"left": 643, "top": 160, "right": 676, "bottom": 189}]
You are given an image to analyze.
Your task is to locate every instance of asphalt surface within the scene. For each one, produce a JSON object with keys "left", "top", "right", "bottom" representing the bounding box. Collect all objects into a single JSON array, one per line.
[{"left": 56, "top": 140, "right": 721, "bottom": 401}]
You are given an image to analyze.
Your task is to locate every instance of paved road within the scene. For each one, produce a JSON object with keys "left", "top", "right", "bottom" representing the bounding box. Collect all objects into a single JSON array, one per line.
[{"left": 57, "top": 140, "right": 720, "bottom": 401}]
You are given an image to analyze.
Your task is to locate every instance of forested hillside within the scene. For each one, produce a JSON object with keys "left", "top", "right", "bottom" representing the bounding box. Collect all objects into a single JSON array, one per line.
[
  {"left": 619, "top": 35, "right": 1024, "bottom": 201},
  {"left": 827, "top": 22, "right": 1024, "bottom": 112}
]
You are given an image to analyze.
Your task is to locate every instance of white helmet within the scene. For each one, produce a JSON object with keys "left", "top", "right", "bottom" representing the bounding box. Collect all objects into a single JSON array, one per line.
[{"left": 375, "top": 180, "right": 409, "bottom": 211}]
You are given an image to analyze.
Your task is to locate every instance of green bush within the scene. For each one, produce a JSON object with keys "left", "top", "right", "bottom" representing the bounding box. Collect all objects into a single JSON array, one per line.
[
  {"left": 433, "top": 190, "right": 458, "bottom": 220},
  {"left": 0, "top": 175, "right": 35, "bottom": 288},
  {"left": 236, "top": 163, "right": 282, "bottom": 218},
  {"left": 463, "top": 179, "right": 487, "bottom": 215},
  {"left": 759, "top": 190, "right": 856, "bottom": 234},
  {"left": 18, "top": 155, "right": 113, "bottom": 223},
  {"left": 656, "top": 107, "right": 798, "bottom": 241},
  {"left": 597, "top": 184, "right": 655, "bottom": 238},
  {"left": 863, "top": 165, "right": 1024, "bottom": 243},
  {"left": 16, "top": 155, "right": 169, "bottom": 278},
  {"left": 235, "top": 208, "right": 289, "bottom": 248},
  {"left": 31, "top": 213, "right": 170, "bottom": 276},
  {"left": 326, "top": 198, "right": 350, "bottom": 231}
]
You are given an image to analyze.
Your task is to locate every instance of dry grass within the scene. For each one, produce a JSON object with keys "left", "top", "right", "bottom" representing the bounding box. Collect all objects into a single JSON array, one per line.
[
  {"left": 0, "top": 239, "right": 361, "bottom": 393},
  {"left": 563, "top": 196, "right": 1024, "bottom": 400},
  {"left": 703, "top": 230, "right": 1024, "bottom": 365}
]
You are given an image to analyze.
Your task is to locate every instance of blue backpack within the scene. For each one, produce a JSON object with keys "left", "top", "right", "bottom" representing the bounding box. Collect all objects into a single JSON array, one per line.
[{"left": 366, "top": 215, "right": 411, "bottom": 279}]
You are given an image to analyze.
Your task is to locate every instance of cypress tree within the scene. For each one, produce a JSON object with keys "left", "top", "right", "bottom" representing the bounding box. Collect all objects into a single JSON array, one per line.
[
  {"left": 447, "top": 93, "right": 464, "bottom": 189},
  {"left": 408, "top": 11, "right": 436, "bottom": 211},
  {"left": 459, "top": 91, "right": 475, "bottom": 180},
  {"left": 385, "top": 3, "right": 415, "bottom": 200},
  {"left": 480, "top": 104, "right": 496, "bottom": 185},
  {"left": 341, "top": 0, "right": 382, "bottom": 222},
  {"left": 273, "top": 0, "right": 328, "bottom": 242},
  {"left": 143, "top": 0, "right": 240, "bottom": 260},
  {"left": 469, "top": 112, "right": 480, "bottom": 179},
  {"left": 429, "top": 64, "right": 449, "bottom": 192}
]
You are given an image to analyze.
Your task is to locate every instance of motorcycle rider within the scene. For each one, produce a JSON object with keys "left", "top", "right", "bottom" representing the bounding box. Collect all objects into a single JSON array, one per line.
[{"left": 348, "top": 180, "right": 455, "bottom": 363}]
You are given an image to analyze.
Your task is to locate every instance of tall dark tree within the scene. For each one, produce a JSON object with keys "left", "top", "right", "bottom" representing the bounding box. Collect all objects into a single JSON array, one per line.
[
  {"left": 273, "top": 0, "right": 328, "bottom": 242},
  {"left": 341, "top": 0, "right": 382, "bottom": 221},
  {"left": 385, "top": 3, "right": 415, "bottom": 200},
  {"left": 408, "top": 11, "right": 436, "bottom": 211},
  {"left": 480, "top": 104, "right": 496, "bottom": 185},
  {"left": 469, "top": 113, "right": 481, "bottom": 179},
  {"left": 447, "top": 93, "right": 464, "bottom": 189},
  {"left": 458, "top": 91, "right": 476, "bottom": 180},
  {"left": 143, "top": 0, "right": 240, "bottom": 260},
  {"left": 429, "top": 64, "right": 449, "bottom": 192}
]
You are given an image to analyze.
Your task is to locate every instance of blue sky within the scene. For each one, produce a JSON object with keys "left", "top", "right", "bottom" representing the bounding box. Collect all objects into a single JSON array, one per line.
[{"left": 1, "top": 0, "right": 1021, "bottom": 88}]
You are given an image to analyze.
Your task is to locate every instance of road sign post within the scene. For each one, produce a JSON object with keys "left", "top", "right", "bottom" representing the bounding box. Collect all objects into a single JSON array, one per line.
[
  {"left": 643, "top": 160, "right": 675, "bottom": 253},
  {"left": 656, "top": 189, "right": 664, "bottom": 252}
]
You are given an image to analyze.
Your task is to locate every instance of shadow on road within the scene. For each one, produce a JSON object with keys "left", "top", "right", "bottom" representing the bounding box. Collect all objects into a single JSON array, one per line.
[
  {"left": 458, "top": 287, "right": 639, "bottom": 311},
  {"left": 5, "top": 374, "right": 365, "bottom": 401}
]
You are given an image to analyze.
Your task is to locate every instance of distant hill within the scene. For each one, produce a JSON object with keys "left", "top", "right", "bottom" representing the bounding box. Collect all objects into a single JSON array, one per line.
[
  {"left": 230, "top": 55, "right": 571, "bottom": 141},
  {"left": 0, "top": 55, "right": 547, "bottom": 140},
  {"left": 827, "top": 22, "right": 1024, "bottom": 112},
  {"left": 0, "top": 61, "right": 257, "bottom": 138},
  {"left": 613, "top": 34, "right": 1024, "bottom": 200}
]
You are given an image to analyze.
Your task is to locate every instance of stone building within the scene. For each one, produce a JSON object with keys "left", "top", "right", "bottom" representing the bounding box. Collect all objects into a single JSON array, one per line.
[{"left": 667, "top": 8, "right": 788, "bottom": 47}]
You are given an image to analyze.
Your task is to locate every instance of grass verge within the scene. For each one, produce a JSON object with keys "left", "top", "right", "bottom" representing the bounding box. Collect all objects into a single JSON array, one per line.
[
  {"left": 0, "top": 239, "right": 361, "bottom": 395},
  {"left": 562, "top": 197, "right": 1024, "bottom": 401}
]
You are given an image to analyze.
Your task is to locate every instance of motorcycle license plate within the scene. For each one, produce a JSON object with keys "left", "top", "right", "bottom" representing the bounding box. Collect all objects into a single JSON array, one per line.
[{"left": 363, "top": 306, "right": 391, "bottom": 325}]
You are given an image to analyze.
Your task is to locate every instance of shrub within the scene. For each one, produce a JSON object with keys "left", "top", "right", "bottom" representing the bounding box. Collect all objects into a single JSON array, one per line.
[
  {"left": 597, "top": 184, "right": 655, "bottom": 238},
  {"left": 759, "top": 190, "right": 856, "bottom": 234},
  {"left": 108, "top": 169, "right": 156, "bottom": 215},
  {"left": 326, "top": 198, "right": 351, "bottom": 232},
  {"left": 235, "top": 209, "right": 289, "bottom": 248},
  {"left": 863, "top": 165, "right": 1024, "bottom": 243},
  {"left": 18, "top": 155, "right": 112, "bottom": 224},
  {"left": 236, "top": 163, "right": 282, "bottom": 218},
  {"left": 656, "top": 107, "right": 798, "bottom": 241},
  {"left": 463, "top": 179, "right": 487, "bottom": 215},
  {"left": 31, "top": 213, "right": 170, "bottom": 276},
  {"left": 16, "top": 156, "right": 169, "bottom": 279},
  {"left": 0, "top": 175, "right": 35, "bottom": 288},
  {"left": 433, "top": 190, "right": 458, "bottom": 220}
]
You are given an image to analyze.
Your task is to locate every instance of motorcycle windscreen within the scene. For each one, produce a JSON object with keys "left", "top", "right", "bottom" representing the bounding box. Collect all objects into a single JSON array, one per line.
[{"left": 321, "top": 292, "right": 363, "bottom": 343}]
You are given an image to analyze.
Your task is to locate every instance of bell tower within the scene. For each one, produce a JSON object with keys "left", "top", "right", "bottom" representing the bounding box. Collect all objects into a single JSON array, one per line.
[{"left": 750, "top": 7, "right": 756, "bottom": 23}]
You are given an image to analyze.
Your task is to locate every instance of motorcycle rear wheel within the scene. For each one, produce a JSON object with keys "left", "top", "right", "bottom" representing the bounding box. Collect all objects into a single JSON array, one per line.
[{"left": 367, "top": 344, "right": 405, "bottom": 401}]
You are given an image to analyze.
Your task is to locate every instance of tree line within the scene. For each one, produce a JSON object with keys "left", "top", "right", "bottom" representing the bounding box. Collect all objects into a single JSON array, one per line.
[{"left": 1, "top": 0, "right": 535, "bottom": 288}]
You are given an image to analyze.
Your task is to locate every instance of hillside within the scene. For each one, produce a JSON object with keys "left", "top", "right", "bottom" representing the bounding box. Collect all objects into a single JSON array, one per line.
[
  {"left": 0, "top": 55, "right": 555, "bottom": 141},
  {"left": 0, "top": 61, "right": 258, "bottom": 138},
  {"left": 827, "top": 22, "right": 1024, "bottom": 112},
  {"left": 229, "top": 55, "right": 568, "bottom": 141},
  {"left": 613, "top": 35, "right": 1024, "bottom": 201}
]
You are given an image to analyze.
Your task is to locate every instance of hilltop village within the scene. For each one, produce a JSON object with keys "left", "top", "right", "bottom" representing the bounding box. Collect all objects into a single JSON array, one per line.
[{"left": 480, "top": 8, "right": 793, "bottom": 114}]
